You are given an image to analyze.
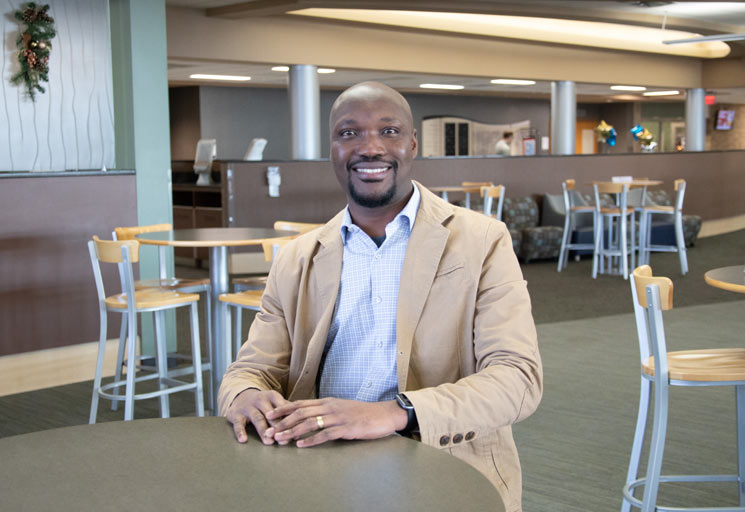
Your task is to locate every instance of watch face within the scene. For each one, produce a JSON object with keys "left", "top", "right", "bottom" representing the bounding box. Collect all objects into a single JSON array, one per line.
[{"left": 397, "top": 393, "right": 413, "bottom": 409}]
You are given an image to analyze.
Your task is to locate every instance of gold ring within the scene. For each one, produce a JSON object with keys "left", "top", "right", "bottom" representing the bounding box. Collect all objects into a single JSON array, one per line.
[{"left": 316, "top": 415, "right": 324, "bottom": 430}]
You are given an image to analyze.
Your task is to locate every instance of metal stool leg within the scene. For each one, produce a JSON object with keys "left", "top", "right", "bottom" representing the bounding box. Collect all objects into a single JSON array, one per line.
[
  {"left": 203, "top": 291, "right": 214, "bottom": 413},
  {"left": 737, "top": 385, "right": 745, "bottom": 506},
  {"left": 233, "top": 304, "right": 243, "bottom": 359},
  {"left": 154, "top": 310, "right": 171, "bottom": 419},
  {"left": 89, "top": 305, "right": 108, "bottom": 424},
  {"left": 622, "top": 377, "right": 652, "bottom": 512},
  {"left": 111, "top": 313, "right": 127, "bottom": 411},
  {"left": 641, "top": 379, "right": 669, "bottom": 512},
  {"left": 674, "top": 213, "right": 689, "bottom": 275},
  {"left": 558, "top": 210, "right": 572, "bottom": 272},
  {"left": 124, "top": 310, "right": 138, "bottom": 421},
  {"left": 190, "top": 302, "right": 205, "bottom": 417}
]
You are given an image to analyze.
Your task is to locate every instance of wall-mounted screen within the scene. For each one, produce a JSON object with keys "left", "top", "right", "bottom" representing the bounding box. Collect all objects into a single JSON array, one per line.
[{"left": 715, "top": 109, "right": 735, "bottom": 130}]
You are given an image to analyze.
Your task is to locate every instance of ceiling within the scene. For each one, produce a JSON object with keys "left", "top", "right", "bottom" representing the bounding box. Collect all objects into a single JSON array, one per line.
[{"left": 165, "top": 1, "right": 745, "bottom": 104}]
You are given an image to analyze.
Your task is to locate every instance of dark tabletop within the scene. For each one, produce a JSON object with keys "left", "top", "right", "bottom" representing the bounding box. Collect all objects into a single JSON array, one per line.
[
  {"left": 0, "top": 417, "right": 504, "bottom": 512},
  {"left": 135, "top": 227, "right": 298, "bottom": 247}
]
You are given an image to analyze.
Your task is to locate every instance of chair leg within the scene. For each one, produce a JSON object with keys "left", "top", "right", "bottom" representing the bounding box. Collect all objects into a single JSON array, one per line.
[
  {"left": 190, "top": 302, "right": 205, "bottom": 417},
  {"left": 674, "top": 214, "right": 688, "bottom": 275},
  {"left": 89, "top": 307, "right": 108, "bottom": 424},
  {"left": 641, "top": 380, "right": 669, "bottom": 512},
  {"left": 622, "top": 377, "right": 651, "bottom": 512},
  {"left": 737, "top": 385, "right": 745, "bottom": 506},
  {"left": 637, "top": 212, "right": 647, "bottom": 267},
  {"left": 204, "top": 291, "right": 214, "bottom": 414},
  {"left": 558, "top": 212, "right": 571, "bottom": 272},
  {"left": 233, "top": 305, "right": 243, "bottom": 360},
  {"left": 592, "top": 215, "right": 602, "bottom": 279},
  {"left": 154, "top": 310, "right": 171, "bottom": 419},
  {"left": 620, "top": 215, "right": 629, "bottom": 280},
  {"left": 124, "top": 311, "right": 138, "bottom": 421},
  {"left": 111, "top": 313, "right": 128, "bottom": 411},
  {"left": 629, "top": 212, "right": 636, "bottom": 274}
]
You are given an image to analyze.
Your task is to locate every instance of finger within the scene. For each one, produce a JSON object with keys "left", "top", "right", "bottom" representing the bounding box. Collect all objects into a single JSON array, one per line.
[
  {"left": 266, "top": 399, "right": 319, "bottom": 420},
  {"left": 246, "top": 409, "right": 275, "bottom": 445},
  {"left": 229, "top": 413, "right": 249, "bottom": 444},
  {"left": 297, "top": 426, "right": 344, "bottom": 448},
  {"left": 274, "top": 413, "right": 328, "bottom": 443},
  {"left": 272, "top": 405, "right": 326, "bottom": 434}
]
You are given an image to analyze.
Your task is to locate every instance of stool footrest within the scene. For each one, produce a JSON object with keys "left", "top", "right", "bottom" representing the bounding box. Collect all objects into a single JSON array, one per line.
[
  {"left": 623, "top": 474, "right": 745, "bottom": 512},
  {"left": 97, "top": 375, "right": 199, "bottom": 402}
]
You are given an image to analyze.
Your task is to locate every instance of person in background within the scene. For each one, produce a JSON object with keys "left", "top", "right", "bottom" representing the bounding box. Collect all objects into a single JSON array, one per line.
[
  {"left": 219, "top": 81, "right": 542, "bottom": 512},
  {"left": 496, "top": 131, "right": 514, "bottom": 156}
]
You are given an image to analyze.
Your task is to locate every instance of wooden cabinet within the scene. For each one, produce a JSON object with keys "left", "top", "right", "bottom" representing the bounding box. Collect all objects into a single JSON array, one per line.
[{"left": 172, "top": 183, "right": 225, "bottom": 264}]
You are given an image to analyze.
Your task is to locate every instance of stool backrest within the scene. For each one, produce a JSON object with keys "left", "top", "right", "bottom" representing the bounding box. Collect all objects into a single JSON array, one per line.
[
  {"left": 89, "top": 237, "right": 139, "bottom": 316},
  {"left": 261, "top": 238, "right": 293, "bottom": 262},
  {"left": 273, "top": 221, "right": 322, "bottom": 235},
  {"left": 461, "top": 181, "right": 493, "bottom": 194},
  {"left": 114, "top": 224, "right": 172, "bottom": 279},
  {"left": 593, "top": 182, "right": 629, "bottom": 213},
  {"left": 480, "top": 185, "right": 505, "bottom": 220},
  {"left": 630, "top": 265, "right": 674, "bottom": 376},
  {"left": 673, "top": 179, "right": 686, "bottom": 213}
]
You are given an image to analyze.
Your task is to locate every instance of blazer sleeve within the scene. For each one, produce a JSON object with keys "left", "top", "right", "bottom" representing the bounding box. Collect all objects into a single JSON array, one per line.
[
  {"left": 404, "top": 221, "right": 543, "bottom": 448},
  {"left": 217, "top": 255, "right": 293, "bottom": 416}
]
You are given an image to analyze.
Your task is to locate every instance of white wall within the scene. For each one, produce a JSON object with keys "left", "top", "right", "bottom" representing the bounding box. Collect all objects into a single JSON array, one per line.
[{"left": 0, "top": 0, "right": 114, "bottom": 171}]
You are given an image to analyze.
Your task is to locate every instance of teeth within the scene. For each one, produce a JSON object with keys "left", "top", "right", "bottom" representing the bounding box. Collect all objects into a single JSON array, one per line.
[{"left": 355, "top": 167, "right": 388, "bottom": 174}]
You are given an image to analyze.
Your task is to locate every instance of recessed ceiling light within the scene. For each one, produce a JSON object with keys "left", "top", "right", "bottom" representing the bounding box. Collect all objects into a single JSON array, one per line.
[
  {"left": 610, "top": 85, "right": 647, "bottom": 91},
  {"left": 419, "top": 83, "right": 464, "bottom": 90},
  {"left": 491, "top": 79, "right": 536, "bottom": 85},
  {"left": 317, "top": 68, "right": 336, "bottom": 74},
  {"left": 271, "top": 66, "right": 289, "bottom": 72},
  {"left": 643, "top": 90, "right": 680, "bottom": 97},
  {"left": 190, "top": 74, "right": 251, "bottom": 81}
]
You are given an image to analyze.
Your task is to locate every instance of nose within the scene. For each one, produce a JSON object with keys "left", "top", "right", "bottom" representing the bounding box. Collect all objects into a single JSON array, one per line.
[{"left": 356, "top": 132, "right": 385, "bottom": 158}]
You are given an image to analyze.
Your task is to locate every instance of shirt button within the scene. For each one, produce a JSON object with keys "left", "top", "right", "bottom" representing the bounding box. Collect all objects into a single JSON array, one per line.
[
  {"left": 374, "top": 296, "right": 381, "bottom": 304},
  {"left": 377, "top": 341, "right": 383, "bottom": 348},
  {"left": 465, "top": 431, "right": 475, "bottom": 441},
  {"left": 366, "top": 381, "right": 372, "bottom": 387},
  {"left": 374, "top": 253, "right": 381, "bottom": 259},
  {"left": 452, "top": 433, "right": 463, "bottom": 444},
  {"left": 439, "top": 435, "right": 450, "bottom": 446}
]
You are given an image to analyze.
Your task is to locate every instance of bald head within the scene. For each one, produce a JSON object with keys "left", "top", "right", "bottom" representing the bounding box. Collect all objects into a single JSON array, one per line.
[{"left": 329, "top": 81, "right": 413, "bottom": 132}]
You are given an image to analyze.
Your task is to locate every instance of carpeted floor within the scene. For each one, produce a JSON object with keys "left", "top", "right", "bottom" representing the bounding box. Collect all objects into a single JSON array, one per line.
[{"left": 2, "top": 229, "right": 744, "bottom": 511}]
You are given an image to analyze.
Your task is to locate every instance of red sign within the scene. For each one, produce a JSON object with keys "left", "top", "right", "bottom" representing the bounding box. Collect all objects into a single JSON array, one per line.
[{"left": 705, "top": 95, "right": 716, "bottom": 105}]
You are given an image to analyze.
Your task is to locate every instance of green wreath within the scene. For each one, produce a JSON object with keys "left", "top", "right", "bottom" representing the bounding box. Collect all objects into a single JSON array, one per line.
[{"left": 10, "top": 3, "right": 57, "bottom": 101}]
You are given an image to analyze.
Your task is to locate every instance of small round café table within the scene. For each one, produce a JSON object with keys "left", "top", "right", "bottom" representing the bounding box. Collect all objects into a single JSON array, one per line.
[
  {"left": 704, "top": 265, "right": 745, "bottom": 294},
  {"left": 136, "top": 227, "right": 297, "bottom": 407},
  {"left": 0, "top": 417, "right": 505, "bottom": 512}
]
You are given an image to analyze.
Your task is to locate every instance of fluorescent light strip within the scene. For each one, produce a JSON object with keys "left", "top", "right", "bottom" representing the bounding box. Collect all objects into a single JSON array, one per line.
[
  {"left": 419, "top": 83, "right": 464, "bottom": 90},
  {"left": 643, "top": 90, "right": 680, "bottom": 97},
  {"left": 271, "top": 66, "right": 289, "bottom": 72},
  {"left": 190, "top": 74, "right": 251, "bottom": 81},
  {"left": 491, "top": 79, "right": 536, "bottom": 85},
  {"left": 270, "top": 66, "right": 335, "bottom": 73},
  {"left": 317, "top": 68, "right": 336, "bottom": 74},
  {"left": 610, "top": 85, "right": 646, "bottom": 91}
]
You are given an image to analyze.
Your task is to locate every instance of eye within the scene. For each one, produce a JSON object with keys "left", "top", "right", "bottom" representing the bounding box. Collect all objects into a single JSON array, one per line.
[
  {"left": 382, "top": 127, "right": 400, "bottom": 135},
  {"left": 338, "top": 128, "right": 357, "bottom": 137}
]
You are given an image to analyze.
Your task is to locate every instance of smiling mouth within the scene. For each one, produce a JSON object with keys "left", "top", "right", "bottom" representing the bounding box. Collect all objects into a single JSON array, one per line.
[{"left": 354, "top": 167, "right": 389, "bottom": 175}]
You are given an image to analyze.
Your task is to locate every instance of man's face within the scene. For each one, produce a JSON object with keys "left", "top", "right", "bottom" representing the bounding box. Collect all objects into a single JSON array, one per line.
[{"left": 330, "top": 89, "right": 417, "bottom": 209}]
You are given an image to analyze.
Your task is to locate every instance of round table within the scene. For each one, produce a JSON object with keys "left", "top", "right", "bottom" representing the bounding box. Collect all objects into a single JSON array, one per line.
[
  {"left": 136, "top": 228, "right": 297, "bottom": 407},
  {"left": 704, "top": 265, "right": 745, "bottom": 294},
  {"left": 0, "top": 417, "right": 505, "bottom": 512},
  {"left": 428, "top": 185, "right": 482, "bottom": 209}
]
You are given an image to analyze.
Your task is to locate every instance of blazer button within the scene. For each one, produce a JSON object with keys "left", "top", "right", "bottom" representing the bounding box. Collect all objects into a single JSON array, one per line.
[
  {"left": 452, "top": 433, "right": 463, "bottom": 444},
  {"left": 439, "top": 435, "right": 450, "bottom": 446},
  {"left": 465, "top": 431, "right": 475, "bottom": 441}
]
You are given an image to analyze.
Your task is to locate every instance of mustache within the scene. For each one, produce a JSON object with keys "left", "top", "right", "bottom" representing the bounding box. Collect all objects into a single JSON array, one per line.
[{"left": 347, "top": 157, "right": 398, "bottom": 172}]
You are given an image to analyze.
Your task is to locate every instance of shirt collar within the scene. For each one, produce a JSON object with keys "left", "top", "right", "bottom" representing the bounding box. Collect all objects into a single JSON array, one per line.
[{"left": 340, "top": 181, "right": 421, "bottom": 243}]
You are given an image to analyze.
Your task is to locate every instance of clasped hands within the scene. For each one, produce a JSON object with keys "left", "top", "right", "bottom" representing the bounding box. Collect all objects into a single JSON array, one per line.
[{"left": 226, "top": 389, "right": 408, "bottom": 447}]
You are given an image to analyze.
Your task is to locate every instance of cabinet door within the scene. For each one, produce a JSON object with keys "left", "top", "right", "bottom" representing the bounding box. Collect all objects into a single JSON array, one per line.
[
  {"left": 173, "top": 206, "right": 195, "bottom": 259},
  {"left": 195, "top": 207, "right": 223, "bottom": 260}
]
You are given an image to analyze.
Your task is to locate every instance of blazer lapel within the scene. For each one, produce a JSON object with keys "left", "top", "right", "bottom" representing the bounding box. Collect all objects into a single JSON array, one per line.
[
  {"left": 289, "top": 214, "right": 343, "bottom": 400},
  {"left": 396, "top": 183, "right": 454, "bottom": 390}
]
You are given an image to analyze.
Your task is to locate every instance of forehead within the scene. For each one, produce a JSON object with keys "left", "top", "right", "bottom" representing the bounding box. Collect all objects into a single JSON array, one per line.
[{"left": 330, "top": 92, "right": 411, "bottom": 128}]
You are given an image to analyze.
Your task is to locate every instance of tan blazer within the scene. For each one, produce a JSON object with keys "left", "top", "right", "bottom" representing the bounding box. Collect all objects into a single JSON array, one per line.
[{"left": 219, "top": 182, "right": 542, "bottom": 512}]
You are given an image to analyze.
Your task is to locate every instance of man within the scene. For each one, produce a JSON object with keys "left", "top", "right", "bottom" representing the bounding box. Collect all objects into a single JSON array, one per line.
[
  {"left": 219, "top": 82, "right": 542, "bottom": 512},
  {"left": 496, "top": 131, "right": 514, "bottom": 156}
]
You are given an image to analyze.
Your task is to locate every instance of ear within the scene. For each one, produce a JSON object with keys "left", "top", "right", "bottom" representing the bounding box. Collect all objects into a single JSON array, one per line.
[{"left": 411, "top": 129, "right": 418, "bottom": 157}]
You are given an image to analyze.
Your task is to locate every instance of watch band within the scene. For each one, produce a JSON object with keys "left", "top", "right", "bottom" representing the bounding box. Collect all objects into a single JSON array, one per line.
[{"left": 395, "top": 393, "right": 418, "bottom": 437}]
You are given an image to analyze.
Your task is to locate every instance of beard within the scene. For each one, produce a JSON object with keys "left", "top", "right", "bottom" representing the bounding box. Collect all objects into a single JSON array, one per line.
[{"left": 347, "top": 160, "right": 398, "bottom": 208}]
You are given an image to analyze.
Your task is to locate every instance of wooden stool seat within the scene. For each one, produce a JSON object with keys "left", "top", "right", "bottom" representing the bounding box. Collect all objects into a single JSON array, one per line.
[
  {"left": 599, "top": 206, "right": 635, "bottom": 215},
  {"left": 640, "top": 205, "right": 674, "bottom": 214},
  {"left": 105, "top": 290, "right": 200, "bottom": 310},
  {"left": 643, "top": 348, "right": 745, "bottom": 381},
  {"left": 571, "top": 205, "right": 595, "bottom": 212},
  {"left": 219, "top": 290, "right": 262, "bottom": 308},
  {"left": 135, "top": 277, "right": 210, "bottom": 291},
  {"left": 231, "top": 276, "right": 268, "bottom": 290}
]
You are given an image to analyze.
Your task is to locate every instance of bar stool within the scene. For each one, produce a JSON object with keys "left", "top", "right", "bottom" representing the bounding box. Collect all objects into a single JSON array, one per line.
[
  {"left": 480, "top": 185, "right": 505, "bottom": 220},
  {"left": 592, "top": 182, "right": 635, "bottom": 279},
  {"left": 232, "top": 220, "right": 321, "bottom": 292},
  {"left": 637, "top": 179, "right": 689, "bottom": 275},
  {"left": 557, "top": 179, "right": 596, "bottom": 272},
  {"left": 623, "top": 265, "right": 745, "bottom": 512},
  {"left": 221, "top": 239, "right": 292, "bottom": 358},
  {"left": 461, "top": 181, "right": 493, "bottom": 210},
  {"left": 88, "top": 237, "right": 204, "bottom": 422},
  {"left": 114, "top": 223, "right": 213, "bottom": 411}
]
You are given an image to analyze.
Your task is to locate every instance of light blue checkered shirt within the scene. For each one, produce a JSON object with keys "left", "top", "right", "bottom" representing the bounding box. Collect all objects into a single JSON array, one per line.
[{"left": 318, "top": 183, "right": 421, "bottom": 402}]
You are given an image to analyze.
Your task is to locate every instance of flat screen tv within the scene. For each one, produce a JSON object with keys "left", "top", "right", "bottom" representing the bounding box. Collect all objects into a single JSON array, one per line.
[{"left": 715, "top": 109, "right": 735, "bottom": 130}]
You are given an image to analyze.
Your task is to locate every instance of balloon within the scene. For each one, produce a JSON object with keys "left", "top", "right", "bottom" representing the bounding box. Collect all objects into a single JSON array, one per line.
[
  {"left": 595, "top": 120, "right": 617, "bottom": 146},
  {"left": 631, "top": 124, "right": 655, "bottom": 147}
]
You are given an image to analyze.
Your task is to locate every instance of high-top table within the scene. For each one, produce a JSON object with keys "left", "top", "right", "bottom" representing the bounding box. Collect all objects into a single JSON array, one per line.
[
  {"left": 0, "top": 417, "right": 505, "bottom": 512},
  {"left": 429, "top": 185, "right": 482, "bottom": 209},
  {"left": 705, "top": 265, "right": 745, "bottom": 294},
  {"left": 136, "top": 228, "right": 297, "bottom": 408}
]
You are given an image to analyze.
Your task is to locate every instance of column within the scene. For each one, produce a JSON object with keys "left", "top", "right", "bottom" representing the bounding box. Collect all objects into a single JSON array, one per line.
[
  {"left": 289, "top": 65, "right": 321, "bottom": 160},
  {"left": 685, "top": 88, "right": 706, "bottom": 152},
  {"left": 110, "top": 0, "right": 174, "bottom": 353},
  {"left": 551, "top": 81, "right": 577, "bottom": 155}
]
